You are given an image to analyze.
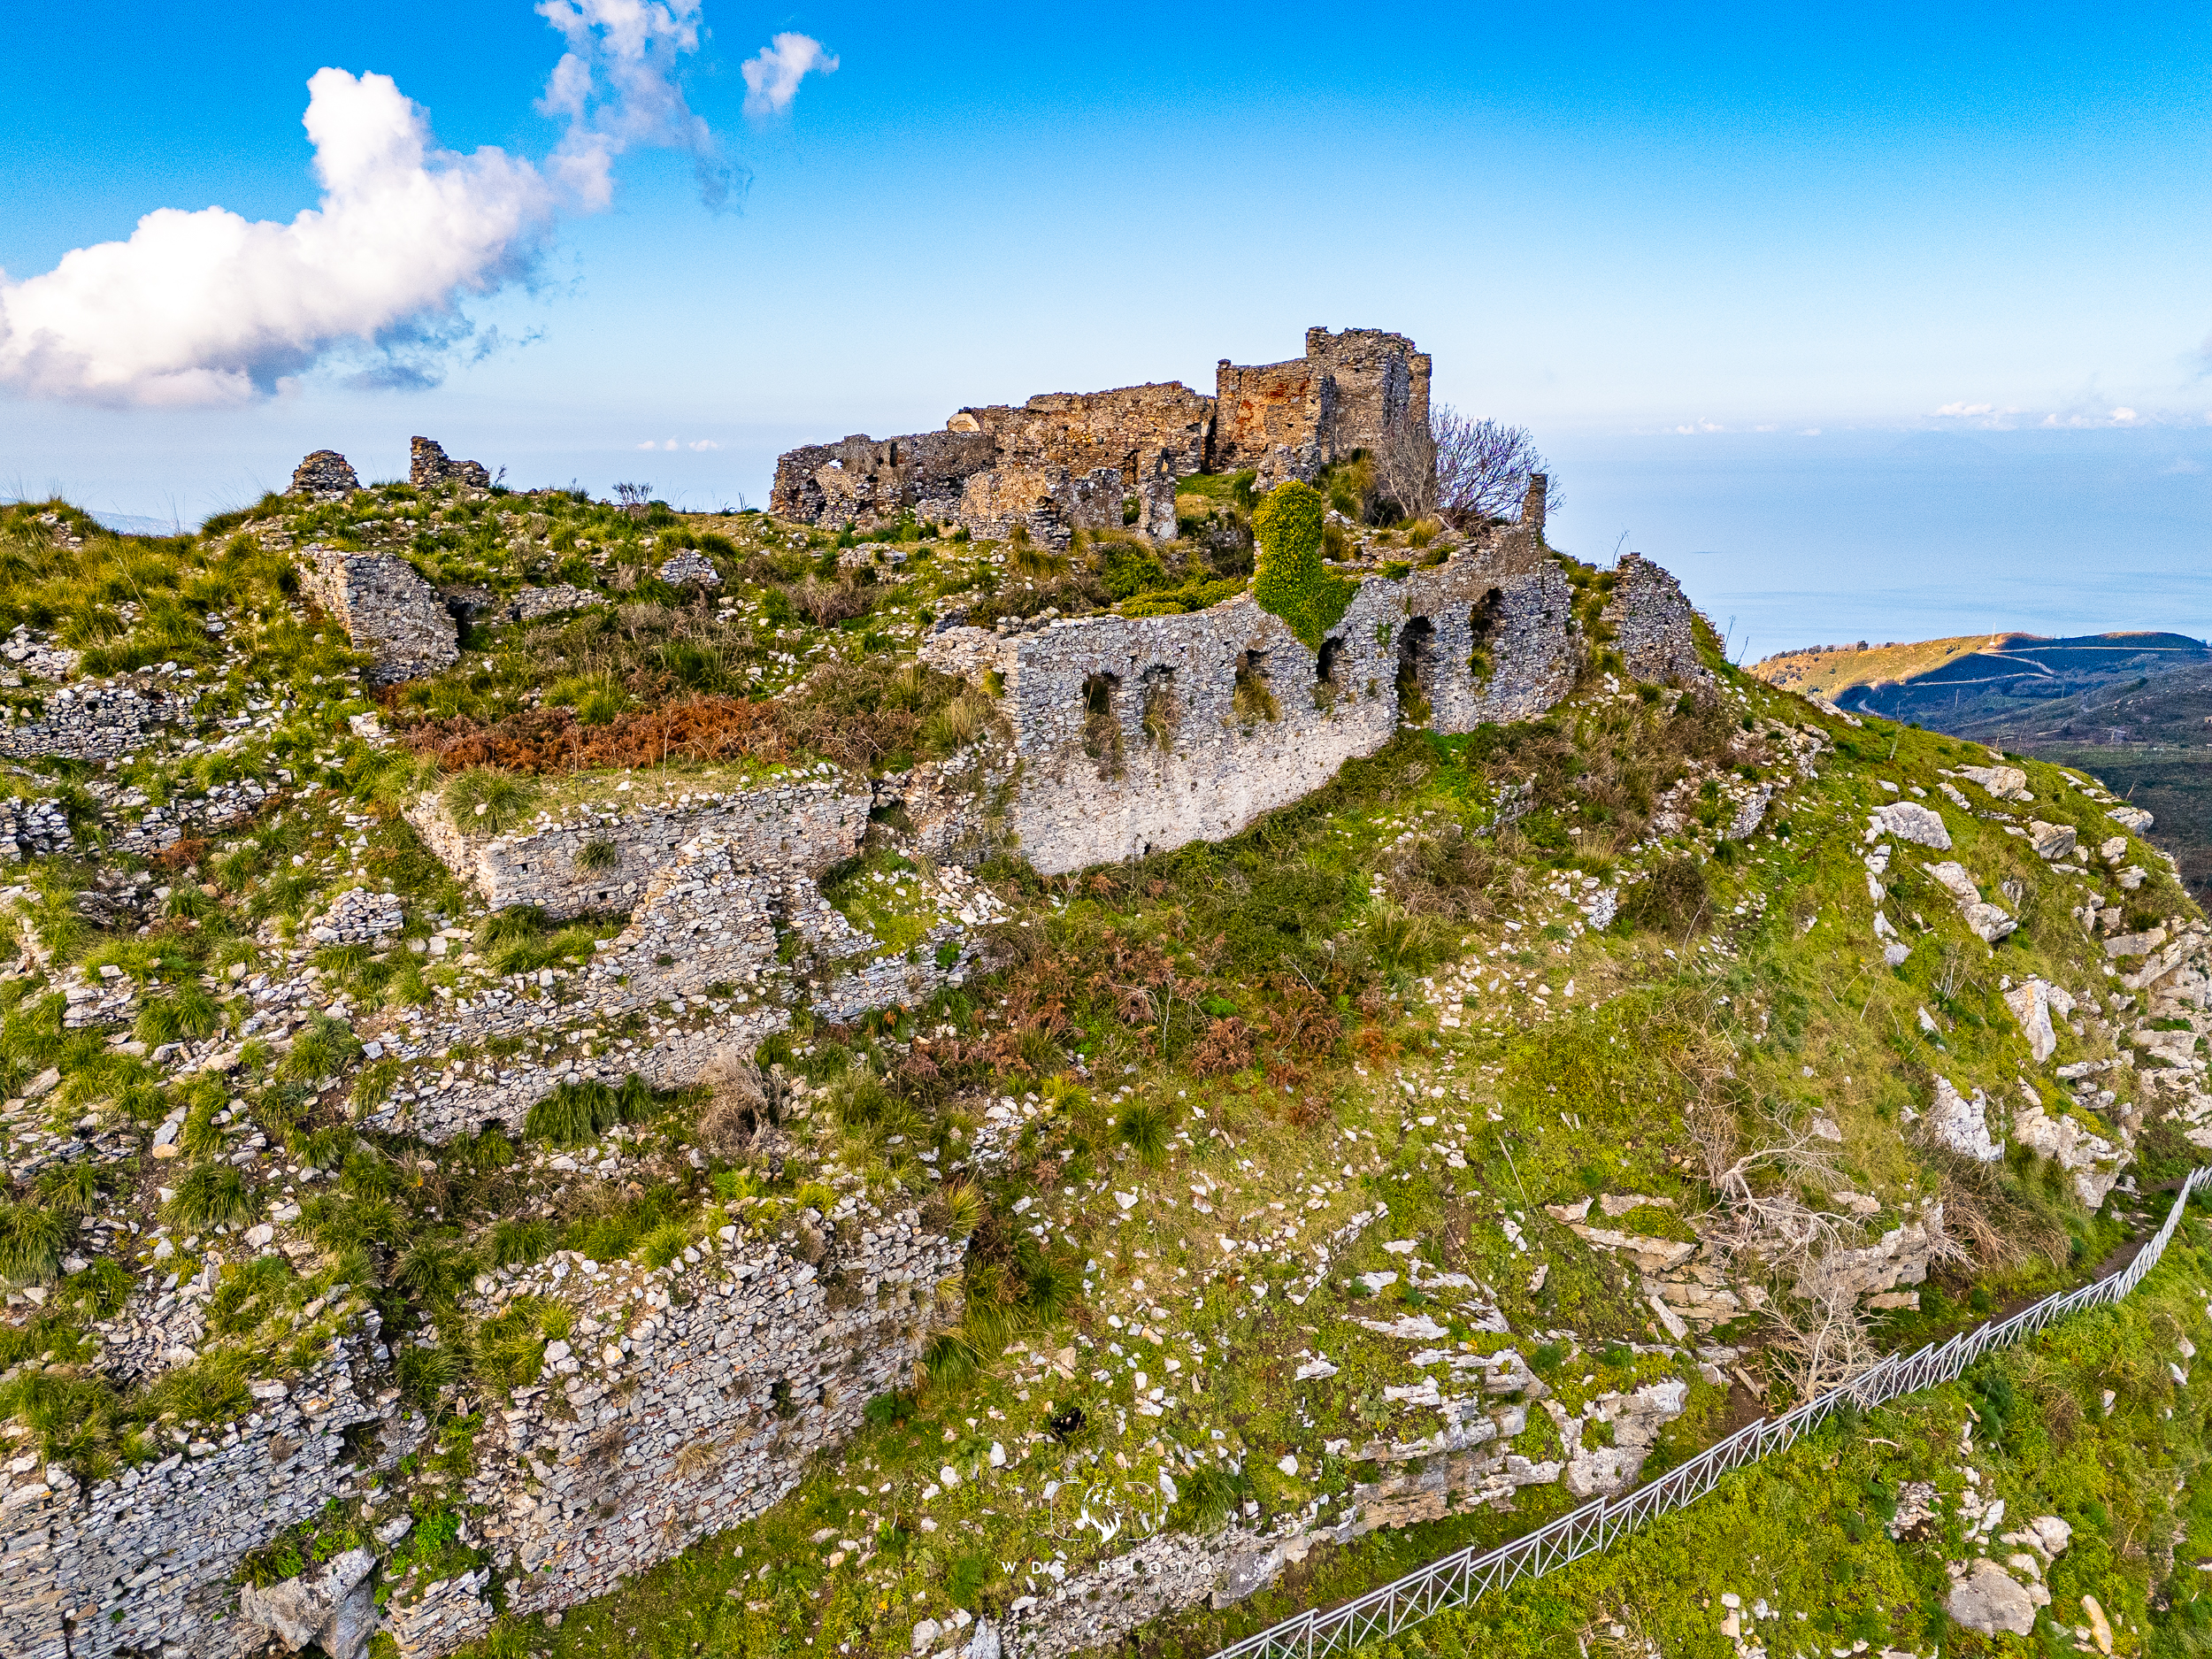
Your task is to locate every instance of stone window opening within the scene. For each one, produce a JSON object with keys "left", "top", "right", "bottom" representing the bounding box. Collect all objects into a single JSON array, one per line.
[
  {"left": 1467, "top": 588, "right": 1505, "bottom": 686},
  {"left": 1139, "top": 667, "right": 1178, "bottom": 752},
  {"left": 1313, "top": 637, "right": 1347, "bottom": 711},
  {"left": 1081, "top": 672, "right": 1125, "bottom": 778},
  {"left": 1231, "top": 649, "right": 1280, "bottom": 726},
  {"left": 1396, "top": 616, "right": 1436, "bottom": 725}
]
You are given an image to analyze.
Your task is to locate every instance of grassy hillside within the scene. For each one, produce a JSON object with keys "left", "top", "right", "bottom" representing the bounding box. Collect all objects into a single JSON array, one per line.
[{"left": 0, "top": 487, "right": 2204, "bottom": 1659}]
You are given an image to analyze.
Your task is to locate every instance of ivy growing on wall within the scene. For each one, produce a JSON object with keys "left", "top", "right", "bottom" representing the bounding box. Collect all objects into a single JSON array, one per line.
[{"left": 1252, "top": 481, "right": 1354, "bottom": 650}]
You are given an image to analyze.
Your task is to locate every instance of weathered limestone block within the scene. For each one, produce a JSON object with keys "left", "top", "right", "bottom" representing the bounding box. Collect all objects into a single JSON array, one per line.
[
  {"left": 409, "top": 437, "right": 490, "bottom": 491},
  {"left": 2011, "top": 1101, "right": 2127, "bottom": 1207},
  {"left": 403, "top": 772, "right": 869, "bottom": 920},
  {"left": 1600, "top": 553, "right": 1713, "bottom": 694},
  {"left": 237, "top": 1547, "right": 377, "bottom": 1658},
  {"left": 920, "top": 537, "right": 1581, "bottom": 875},
  {"left": 296, "top": 548, "right": 459, "bottom": 685},
  {"left": 288, "top": 449, "right": 360, "bottom": 499},
  {"left": 1928, "top": 1075, "right": 2003, "bottom": 1161}
]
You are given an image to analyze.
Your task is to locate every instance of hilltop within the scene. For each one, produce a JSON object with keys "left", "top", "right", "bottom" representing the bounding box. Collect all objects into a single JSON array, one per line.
[{"left": 0, "top": 407, "right": 2205, "bottom": 1659}]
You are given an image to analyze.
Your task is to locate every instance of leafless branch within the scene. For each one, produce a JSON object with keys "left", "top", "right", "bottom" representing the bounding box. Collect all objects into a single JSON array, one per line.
[{"left": 1430, "top": 407, "right": 1557, "bottom": 527}]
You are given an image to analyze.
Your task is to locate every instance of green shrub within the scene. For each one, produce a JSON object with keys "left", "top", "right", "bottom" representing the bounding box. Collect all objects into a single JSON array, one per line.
[
  {"left": 576, "top": 839, "right": 620, "bottom": 872},
  {"left": 1252, "top": 481, "right": 1354, "bottom": 649}
]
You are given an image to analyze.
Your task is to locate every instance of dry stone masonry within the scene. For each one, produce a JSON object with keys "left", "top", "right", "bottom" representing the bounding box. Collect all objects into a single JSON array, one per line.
[
  {"left": 287, "top": 449, "right": 361, "bottom": 499},
  {"left": 409, "top": 436, "right": 491, "bottom": 492},
  {"left": 296, "top": 547, "right": 461, "bottom": 685}
]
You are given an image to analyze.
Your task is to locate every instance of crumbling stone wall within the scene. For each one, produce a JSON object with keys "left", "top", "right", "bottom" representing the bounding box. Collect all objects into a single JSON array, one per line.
[
  {"left": 1601, "top": 554, "right": 1715, "bottom": 695},
  {"left": 956, "top": 465, "right": 1123, "bottom": 549},
  {"left": 0, "top": 1338, "right": 388, "bottom": 1659},
  {"left": 410, "top": 437, "right": 491, "bottom": 491},
  {"left": 1212, "top": 326, "right": 1432, "bottom": 480},
  {"left": 768, "top": 430, "right": 998, "bottom": 528},
  {"left": 950, "top": 382, "right": 1214, "bottom": 488},
  {"left": 0, "top": 679, "right": 188, "bottom": 760},
  {"left": 921, "top": 534, "right": 1580, "bottom": 874},
  {"left": 295, "top": 548, "right": 461, "bottom": 685},
  {"left": 403, "top": 772, "right": 869, "bottom": 920},
  {"left": 0, "top": 1214, "right": 960, "bottom": 1659},
  {"left": 450, "top": 1205, "right": 961, "bottom": 1625},
  {"left": 288, "top": 449, "right": 360, "bottom": 498}
]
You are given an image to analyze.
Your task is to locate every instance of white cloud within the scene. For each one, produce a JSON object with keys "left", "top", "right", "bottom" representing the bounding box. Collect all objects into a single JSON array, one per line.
[
  {"left": 2111, "top": 406, "right": 2139, "bottom": 423},
  {"left": 0, "top": 70, "right": 553, "bottom": 407},
  {"left": 0, "top": 0, "right": 729, "bottom": 408},
  {"left": 1934, "top": 402, "right": 1993, "bottom": 418},
  {"left": 688, "top": 439, "right": 719, "bottom": 450},
  {"left": 637, "top": 441, "right": 658, "bottom": 449},
  {"left": 538, "top": 0, "right": 734, "bottom": 210},
  {"left": 742, "top": 32, "right": 838, "bottom": 119},
  {"left": 1799, "top": 428, "right": 1822, "bottom": 436}
]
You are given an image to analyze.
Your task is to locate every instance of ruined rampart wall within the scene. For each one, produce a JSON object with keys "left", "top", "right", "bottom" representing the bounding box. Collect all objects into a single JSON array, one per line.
[
  {"left": 768, "top": 431, "right": 999, "bottom": 527},
  {"left": 950, "top": 382, "right": 1214, "bottom": 487},
  {"left": 0, "top": 1216, "right": 959, "bottom": 1659},
  {"left": 923, "top": 536, "right": 1577, "bottom": 873},
  {"left": 1601, "top": 554, "right": 1715, "bottom": 694},
  {"left": 0, "top": 1338, "right": 388, "bottom": 1659},
  {"left": 955, "top": 465, "right": 1124, "bottom": 549},
  {"left": 403, "top": 773, "right": 869, "bottom": 920},
  {"left": 0, "top": 680, "right": 188, "bottom": 760},
  {"left": 296, "top": 549, "right": 460, "bottom": 686}
]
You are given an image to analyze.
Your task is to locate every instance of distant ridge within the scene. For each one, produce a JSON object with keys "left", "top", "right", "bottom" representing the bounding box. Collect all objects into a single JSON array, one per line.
[{"left": 1751, "top": 630, "right": 2210, "bottom": 719}]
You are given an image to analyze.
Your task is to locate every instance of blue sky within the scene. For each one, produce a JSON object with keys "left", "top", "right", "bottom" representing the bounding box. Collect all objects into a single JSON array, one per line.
[{"left": 4, "top": 1, "right": 2208, "bottom": 651}]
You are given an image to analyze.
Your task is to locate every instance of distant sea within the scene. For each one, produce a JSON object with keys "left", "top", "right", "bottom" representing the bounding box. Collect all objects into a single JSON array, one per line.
[{"left": 1547, "top": 426, "right": 2212, "bottom": 664}]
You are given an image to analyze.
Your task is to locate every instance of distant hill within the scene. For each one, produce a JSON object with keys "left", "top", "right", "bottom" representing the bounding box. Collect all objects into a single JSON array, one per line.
[
  {"left": 1753, "top": 633, "right": 2212, "bottom": 905},
  {"left": 1752, "top": 630, "right": 2210, "bottom": 722}
]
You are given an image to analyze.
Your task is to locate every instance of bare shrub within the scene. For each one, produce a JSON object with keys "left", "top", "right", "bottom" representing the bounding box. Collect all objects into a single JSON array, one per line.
[{"left": 1431, "top": 408, "right": 1557, "bottom": 527}]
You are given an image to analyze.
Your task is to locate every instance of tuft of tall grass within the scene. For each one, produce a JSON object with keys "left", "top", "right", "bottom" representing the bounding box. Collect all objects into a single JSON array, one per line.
[
  {"left": 443, "top": 768, "right": 539, "bottom": 834},
  {"left": 164, "top": 1164, "right": 253, "bottom": 1231}
]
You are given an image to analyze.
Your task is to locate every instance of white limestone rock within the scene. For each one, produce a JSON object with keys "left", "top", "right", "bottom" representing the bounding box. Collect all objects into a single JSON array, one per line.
[
  {"left": 1946, "top": 1557, "right": 2037, "bottom": 1636},
  {"left": 1929, "top": 1076, "right": 2002, "bottom": 1162}
]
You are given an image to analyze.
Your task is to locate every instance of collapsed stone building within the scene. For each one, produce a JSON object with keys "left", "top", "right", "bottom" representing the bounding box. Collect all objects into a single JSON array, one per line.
[{"left": 769, "top": 326, "right": 1433, "bottom": 545}]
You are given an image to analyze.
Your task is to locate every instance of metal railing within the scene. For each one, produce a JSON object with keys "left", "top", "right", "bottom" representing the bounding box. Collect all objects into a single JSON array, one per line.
[{"left": 1214, "top": 1168, "right": 2208, "bottom": 1659}]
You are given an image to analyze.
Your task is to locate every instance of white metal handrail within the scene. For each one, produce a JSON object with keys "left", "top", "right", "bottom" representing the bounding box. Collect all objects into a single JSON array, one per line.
[{"left": 1212, "top": 1167, "right": 2208, "bottom": 1659}]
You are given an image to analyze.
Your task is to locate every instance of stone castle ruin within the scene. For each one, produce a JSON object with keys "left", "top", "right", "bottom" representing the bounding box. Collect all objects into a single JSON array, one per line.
[
  {"left": 769, "top": 326, "right": 1432, "bottom": 546},
  {"left": 0, "top": 347, "right": 1725, "bottom": 1659}
]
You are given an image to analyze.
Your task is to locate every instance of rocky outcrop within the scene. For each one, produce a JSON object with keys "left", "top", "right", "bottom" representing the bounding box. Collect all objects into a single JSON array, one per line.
[
  {"left": 295, "top": 548, "right": 459, "bottom": 685},
  {"left": 1927, "top": 1075, "right": 2003, "bottom": 1161},
  {"left": 410, "top": 437, "right": 490, "bottom": 492},
  {"left": 288, "top": 449, "right": 360, "bottom": 499}
]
